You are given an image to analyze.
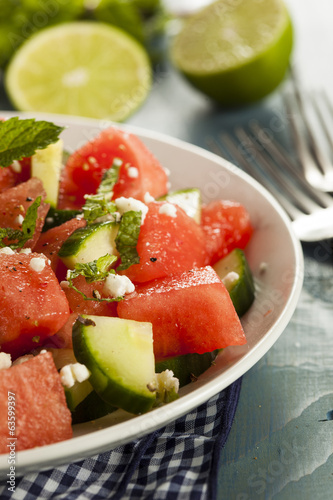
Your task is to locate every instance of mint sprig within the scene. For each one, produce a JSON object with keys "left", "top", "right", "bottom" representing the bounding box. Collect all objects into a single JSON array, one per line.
[
  {"left": 0, "top": 196, "right": 42, "bottom": 248},
  {"left": 116, "top": 210, "right": 141, "bottom": 271},
  {"left": 0, "top": 117, "right": 64, "bottom": 167},
  {"left": 66, "top": 254, "right": 122, "bottom": 302},
  {"left": 82, "top": 160, "right": 122, "bottom": 224}
]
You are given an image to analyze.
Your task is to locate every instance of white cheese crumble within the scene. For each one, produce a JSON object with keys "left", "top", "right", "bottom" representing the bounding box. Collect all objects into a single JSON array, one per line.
[
  {"left": 127, "top": 166, "right": 139, "bottom": 178},
  {"left": 0, "top": 247, "right": 15, "bottom": 255},
  {"left": 155, "top": 369, "right": 179, "bottom": 394},
  {"left": 14, "top": 214, "right": 24, "bottom": 226},
  {"left": 60, "top": 363, "right": 91, "bottom": 388},
  {"left": 222, "top": 271, "right": 239, "bottom": 288},
  {"left": 259, "top": 261, "right": 268, "bottom": 274},
  {"left": 144, "top": 192, "right": 155, "bottom": 204},
  {"left": 19, "top": 248, "right": 32, "bottom": 254},
  {"left": 0, "top": 352, "right": 12, "bottom": 370},
  {"left": 29, "top": 257, "right": 46, "bottom": 272},
  {"left": 113, "top": 157, "right": 123, "bottom": 167},
  {"left": 11, "top": 160, "right": 22, "bottom": 173},
  {"left": 103, "top": 273, "right": 135, "bottom": 298},
  {"left": 159, "top": 203, "right": 177, "bottom": 218},
  {"left": 12, "top": 354, "right": 34, "bottom": 366},
  {"left": 115, "top": 196, "right": 148, "bottom": 224}
]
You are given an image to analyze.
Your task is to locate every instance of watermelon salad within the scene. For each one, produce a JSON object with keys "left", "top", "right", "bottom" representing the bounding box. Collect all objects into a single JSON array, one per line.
[{"left": 0, "top": 119, "right": 255, "bottom": 453}]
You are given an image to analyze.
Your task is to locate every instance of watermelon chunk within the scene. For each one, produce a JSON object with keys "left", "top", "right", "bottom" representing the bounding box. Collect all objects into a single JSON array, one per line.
[
  {"left": 0, "top": 177, "right": 49, "bottom": 249},
  {"left": 117, "top": 266, "right": 247, "bottom": 360},
  {"left": 120, "top": 202, "right": 209, "bottom": 283},
  {"left": 58, "top": 127, "right": 169, "bottom": 209},
  {"left": 0, "top": 352, "right": 72, "bottom": 452},
  {"left": 0, "top": 252, "right": 70, "bottom": 358},
  {"left": 201, "top": 200, "right": 253, "bottom": 265}
]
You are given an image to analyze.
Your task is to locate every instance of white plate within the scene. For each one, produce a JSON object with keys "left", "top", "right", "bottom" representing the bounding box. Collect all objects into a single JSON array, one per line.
[{"left": 0, "top": 112, "right": 304, "bottom": 478}]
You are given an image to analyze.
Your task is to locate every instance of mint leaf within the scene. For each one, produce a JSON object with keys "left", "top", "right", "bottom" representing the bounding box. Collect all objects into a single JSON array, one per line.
[
  {"left": 0, "top": 117, "right": 64, "bottom": 167},
  {"left": 71, "top": 254, "right": 117, "bottom": 283},
  {"left": 66, "top": 254, "right": 121, "bottom": 302},
  {"left": 116, "top": 211, "right": 141, "bottom": 271},
  {"left": 82, "top": 160, "right": 121, "bottom": 224},
  {"left": 0, "top": 196, "right": 42, "bottom": 248},
  {"left": 82, "top": 194, "right": 117, "bottom": 224},
  {"left": 99, "top": 161, "right": 122, "bottom": 195}
]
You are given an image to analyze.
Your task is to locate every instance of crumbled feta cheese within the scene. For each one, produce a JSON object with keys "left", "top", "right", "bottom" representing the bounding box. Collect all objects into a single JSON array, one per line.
[
  {"left": 159, "top": 203, "right": 177, "bottom": 218},
  {"left": 11, "top": 160, "right": 22, "bottom": 173},
  {"left": 144, "top": 192, "right": 155, "bottom": 204},
  {"left": 127, "top": 166, "right": 139, "bottom": 178},
  {"left": 29, "top": 257, "right": 46, "bottom": 272},
  {"left": 259, "top": 261, "right": 268, "bottom": 274},
  {"left": 163, "top": 166, "right": 171, "bottom": 176},
  {"left": 14, "top": 214, "right": 24, "bottom": 226},
  {"left": 12, "top": 354, "right": 34, "bottom": 366},
  {"left": 155, "top": 370, "right": 179, "bottom": 394},
  {"left": 115, "top": 196, "right": 148, "bottom": 224},
  {"left": 0, "top": 247, "right": 15, "bottom": 255},
  {"left": 113, "top": 157, "right": 123, "bottom": 167},
  {"left": 103, "top": 273, "right": 135, "bottom": 298},
  {"left": 19, "top": 248, "right": 32, "bottom": 254},
  {"left": 222, "top": 271, "right": 239, "bottom": 288},
  {"left": 0, "top": 352, "right": 12, "bottom": 370},
  {"left": 60, "top": 363, "right": 91, "bottom": 388}
]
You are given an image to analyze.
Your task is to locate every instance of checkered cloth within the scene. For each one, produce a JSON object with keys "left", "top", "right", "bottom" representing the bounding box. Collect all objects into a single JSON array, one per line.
[{"left": 0, "top": 378, "right": 241, "bottom": 500}]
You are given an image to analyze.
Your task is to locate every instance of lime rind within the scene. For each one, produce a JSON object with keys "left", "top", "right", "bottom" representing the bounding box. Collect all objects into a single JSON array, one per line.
[
  {"left": 171, "top": 0, "right": 293, "bottom": 106},
  {"left": 5, "top": 22, "right": 152, "bottom": 122}
]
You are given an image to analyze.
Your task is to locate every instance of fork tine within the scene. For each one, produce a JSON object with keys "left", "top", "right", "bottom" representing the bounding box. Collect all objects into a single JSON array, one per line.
[
  {"left": 232, "top": 127, "right": 325, "bottom": 215},
  {"left": 248, "top": 121, "right": 333, "bottom": 209},
  {"left": 218, "top": 132, "right": 302, "bottom": 220},
  {"left": 311, "top": 90, "right": 333, "bottom": 152},
  {"left": 287, "top": 79, "right": 333, "bottom": 179}
]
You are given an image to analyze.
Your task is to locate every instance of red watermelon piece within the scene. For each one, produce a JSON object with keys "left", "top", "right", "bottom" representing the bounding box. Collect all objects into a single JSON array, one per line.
[
  {"left": 0, "top": 352, "right": 72, "bottom": 452},
  {"left": 0, "top": 158, "right": 32, "bottom": 193},
  {"left": 120, "top": 201, "right": 209, "bottom": 283},
  {"left": 58, "top": 127, "right": 168, "bottom": 209},
  {"left": 0, "top": 252, "right": 70, "bottom": 358},
  {"left": 0, "top": 177, "right": 49, "bottom": 249},
  {"left": 117, "top": 266, "right": 246, "bottom": 360},
  {"left": 201, "top": 200, "right": 253, "bottom": 265}
]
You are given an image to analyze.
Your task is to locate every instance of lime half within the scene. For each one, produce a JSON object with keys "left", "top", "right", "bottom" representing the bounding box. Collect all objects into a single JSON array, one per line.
[
  {"left": 171, "top": 0, "right": 293, "bottom": 106},
  {"left": 5, "top": 22, "right": 152, "bottom": 121}
]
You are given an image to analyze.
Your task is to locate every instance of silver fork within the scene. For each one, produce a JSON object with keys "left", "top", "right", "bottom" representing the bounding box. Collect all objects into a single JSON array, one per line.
[
  {"left": 207, "top": 123, "right": 333, "bottom": 242},
  {"left": 285, "top": 70, "right": 333, "bottom": 192}
]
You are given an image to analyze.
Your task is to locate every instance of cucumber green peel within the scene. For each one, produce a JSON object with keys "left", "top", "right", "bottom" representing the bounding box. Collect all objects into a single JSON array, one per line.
[{"left": 214, "top": 248, "right": 255, "bottom": 317}]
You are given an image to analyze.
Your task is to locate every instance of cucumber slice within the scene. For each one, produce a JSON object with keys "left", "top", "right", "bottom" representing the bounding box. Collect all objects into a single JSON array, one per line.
[
  {"left": 71, "top": 389, "right": 117, "bottom": 425},
  {"left": 155, "top": 349, "right": 220, "bottom": 388},
  {"left": 43, "top": 207, "right": 82, "bottom": 232},
  {"left": 72, "top": 315, "right": 156, "bottom": 414},
  {"left": 213, "top": 248, "right": 255, "bottom": 317},
  {"left": 59, "top": 221, "right": 119, "bottom": 269},
  {"left": 31, "top": 139, "right": 63, "bottom": 207},
  {"left": 158, "top": 188, "right": 201, "bottom": 223},
  {"left": 65, "top": 379, "right": 94, "bottom": 412}
]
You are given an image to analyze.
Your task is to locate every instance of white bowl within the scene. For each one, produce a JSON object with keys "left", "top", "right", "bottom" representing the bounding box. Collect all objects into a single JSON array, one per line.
[{"left": 0, "top": 112, "right": 304, "bottom": 478}]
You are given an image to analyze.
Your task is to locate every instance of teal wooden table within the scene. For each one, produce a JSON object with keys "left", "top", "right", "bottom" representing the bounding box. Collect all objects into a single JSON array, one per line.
[{"left": 0, "top": 1, "right": 332, "bottom": 498}]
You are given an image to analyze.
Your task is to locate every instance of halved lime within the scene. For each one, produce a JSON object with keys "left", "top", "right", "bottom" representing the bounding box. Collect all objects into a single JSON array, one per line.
[
  {"left": 171, "top": 0, "right": 293, "bottom": 106},
  {"left": 5, "top": 22, "right": 152, "bottom": 121}
]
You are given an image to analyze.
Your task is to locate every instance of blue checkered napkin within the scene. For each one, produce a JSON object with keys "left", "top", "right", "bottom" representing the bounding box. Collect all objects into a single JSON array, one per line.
[{"left": 0, "top": 378, "right": 242, "bottom": 500}]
